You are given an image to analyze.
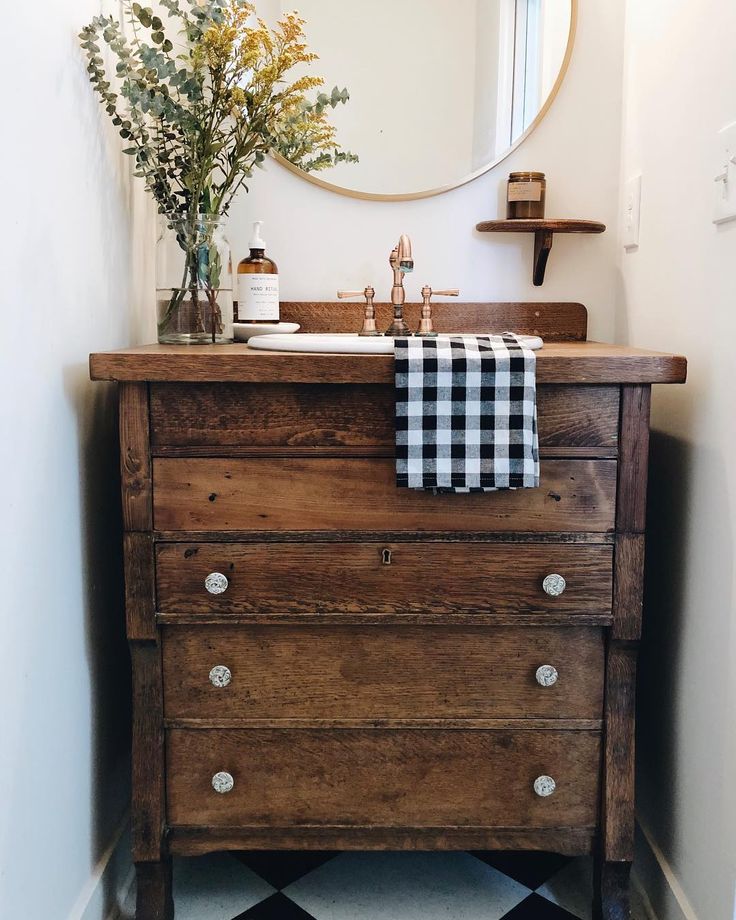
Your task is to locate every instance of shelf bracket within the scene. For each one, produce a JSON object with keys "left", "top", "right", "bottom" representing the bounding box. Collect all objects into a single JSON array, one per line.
[
  {"left": 533, "top": 230, "right": 555, "bottom": 286},
  {"left": 475, "top": 219, "right": 606, "bottom": 287}
]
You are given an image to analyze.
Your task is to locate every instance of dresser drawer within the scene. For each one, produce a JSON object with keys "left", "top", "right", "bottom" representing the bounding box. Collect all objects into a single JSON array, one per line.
[
  {"left": 149, "top": 383, "right": 619, "bottom": 451},
  {"left": 166, "top": 728, "right": 601, "bottom": 829},
  {"left": 162, "top": 625, "right": 605, "bottom": 722},
  {"left": 152, "top": 458, "right": 617, "bottom": 533},
  {"left": 156, "top": 542, "right": 613, "bottom": 618}
]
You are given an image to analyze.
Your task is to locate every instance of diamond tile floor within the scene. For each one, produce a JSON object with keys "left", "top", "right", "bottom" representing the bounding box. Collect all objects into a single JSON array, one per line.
[{"left": 120, "top": 850, "right": 648, "bottom": 919}]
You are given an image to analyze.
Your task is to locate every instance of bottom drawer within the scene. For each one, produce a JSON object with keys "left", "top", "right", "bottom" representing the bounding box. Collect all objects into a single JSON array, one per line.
[{"left": 167, "top": 729, "right": 601, "bottom": 829}]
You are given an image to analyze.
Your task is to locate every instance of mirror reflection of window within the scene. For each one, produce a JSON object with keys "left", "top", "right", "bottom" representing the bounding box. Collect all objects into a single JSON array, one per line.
[{"left": 260, "top": 0, "right": 573, "bottom": 197}]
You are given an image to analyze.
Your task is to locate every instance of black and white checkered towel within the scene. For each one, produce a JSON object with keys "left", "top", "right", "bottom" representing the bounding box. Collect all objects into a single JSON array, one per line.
[{"left": 395, "top": 334, "right": 539, "bottom": 492}]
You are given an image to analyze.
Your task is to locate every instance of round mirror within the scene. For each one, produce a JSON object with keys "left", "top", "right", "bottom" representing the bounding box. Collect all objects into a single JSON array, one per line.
[{"left": 263, "top": 0, "right": 576, "bottom": 200}]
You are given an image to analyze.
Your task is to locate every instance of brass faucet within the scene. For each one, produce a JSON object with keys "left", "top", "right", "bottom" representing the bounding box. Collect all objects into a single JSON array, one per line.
[
  {"left": 337, "top": 286, "right": 379, "bottom": 336},
  {"left": 416, "top": 286, "right": 460, "bottom": 336},
  {"left": 385, "top": 234, "right": 414, "bottom": 336}
]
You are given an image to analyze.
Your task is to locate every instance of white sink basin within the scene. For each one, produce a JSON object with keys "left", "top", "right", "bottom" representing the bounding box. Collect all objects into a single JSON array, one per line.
[{"left": 247, "top": 333, "right": 544, "bottom": 354}]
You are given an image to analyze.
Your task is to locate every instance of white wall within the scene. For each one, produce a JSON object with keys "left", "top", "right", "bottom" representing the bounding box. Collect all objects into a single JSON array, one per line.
[
  {"left": 617, "top": 2, "right": 736, "bottom": 918},
  {"left": 231, "top": 0, "right": 625, "bottom": 344},
  {"left": 0, "top": 2, "right": 154, "bottom": 919}
]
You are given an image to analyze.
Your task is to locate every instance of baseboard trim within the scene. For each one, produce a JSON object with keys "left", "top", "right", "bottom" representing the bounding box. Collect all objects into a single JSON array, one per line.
[
  {"left": 107, "top": 864, "right": 135, "bottom": 920},
  {"left": 67, "top": 811, "right": 132, "bottom": 920},
  {"left": 634, "top": 818, "right": 700, "bottom": 920},
  {"left": 632, "top": 863, "right": 660, "bottom": 920}
]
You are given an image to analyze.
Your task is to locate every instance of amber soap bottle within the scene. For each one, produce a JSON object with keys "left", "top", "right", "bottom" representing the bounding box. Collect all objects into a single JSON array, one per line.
[{"left": 236, "top": 221, "right": 280, "bottom": 323}]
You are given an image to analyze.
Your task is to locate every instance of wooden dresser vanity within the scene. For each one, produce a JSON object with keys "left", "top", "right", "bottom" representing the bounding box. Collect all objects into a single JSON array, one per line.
[{"left": 90, "top": 303, "right": 686, "bottom": 920}]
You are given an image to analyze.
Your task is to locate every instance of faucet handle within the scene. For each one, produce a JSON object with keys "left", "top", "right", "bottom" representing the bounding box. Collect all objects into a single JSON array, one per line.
[
  {"left": 416, "top": 286, "right": 461, "bottom": 337},
  {"left": 337, "top": 286, "right": 380, "bottom": 337}
]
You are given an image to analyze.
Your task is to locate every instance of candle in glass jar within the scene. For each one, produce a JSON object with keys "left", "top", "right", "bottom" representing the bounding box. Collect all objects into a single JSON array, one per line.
[{"left": 507, "top": 172, "right": 547, "bottom": 219}]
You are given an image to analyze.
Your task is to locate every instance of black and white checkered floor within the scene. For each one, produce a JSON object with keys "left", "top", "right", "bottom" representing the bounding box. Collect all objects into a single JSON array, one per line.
[{"left": 123, "top": 850, "right": 647, "bottom": 919}]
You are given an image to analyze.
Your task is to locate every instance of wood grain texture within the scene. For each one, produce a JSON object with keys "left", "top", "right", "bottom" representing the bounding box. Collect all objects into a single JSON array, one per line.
[
  {"left": 476, "top": 219, "right": 607, "bottom": 234},
  {"left": 602, "top": 643, "right": 637, "bottom": 862},
  {"left": 149, "top": 383, "right": 620, "bottom": 451},
  {"left": 612, "top": 535, "right": 645, "bottom": 641},
  {"left": 90, "top": 342, "right": 688, "bottom": 385},
  {"left": 166, "top": 728, "right": 601, "bottom": 829},
  {"left": 158, "top": 614, "right": 612, "bottom": 629},
  {"left": 168, "top": 825, "right": 595, "bottom": 855},
  {"left": 166, "top": 718, "right": 604, "bottom": 731},
  {"left": 161, "top": 625, "right": 605, "bottom": 721},
  {"left": 155, "top": 542, "right": 614, "bottom": 617},
  {"left": 134, "top": 861, "right": 174, "bottom": 920},
  {"left": 616, "top": 386, "right": 651, "bottom": 534},
  {"left": 155, "top": 530, "right": 615, "bottom": 544},
  {"left": 124, "top": 533, "right": 156, "bottom": 641},
  {"left": 119, "top": 382, "right": 152, "bottom": 531},
  {"left": 153, "top": 446, "right": 617, "bottom": 459},
  {"left": 152, "top": 458, "right": 618, "bottom": 533},
  {"left": 131, "top": 643, "right": 166, "bottom": 862},
  {"left": 278, "top": 301, "right": 588, "bottom": 340}
]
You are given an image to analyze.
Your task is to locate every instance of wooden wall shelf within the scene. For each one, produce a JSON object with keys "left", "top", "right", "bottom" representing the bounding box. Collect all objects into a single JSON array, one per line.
[{"left": 475, "top": 219, "right": 607, "bottom": 286}]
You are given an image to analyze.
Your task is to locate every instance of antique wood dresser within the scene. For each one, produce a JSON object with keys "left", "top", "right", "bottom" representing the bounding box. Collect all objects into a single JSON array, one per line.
[{"left": 90, "top": 303, "right": 687, "bottom": 920}]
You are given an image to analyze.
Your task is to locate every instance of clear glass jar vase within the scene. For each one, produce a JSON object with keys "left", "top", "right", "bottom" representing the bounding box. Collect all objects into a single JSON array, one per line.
[{"left": 156, "top": 213, "right": 234, "bottom": 344}]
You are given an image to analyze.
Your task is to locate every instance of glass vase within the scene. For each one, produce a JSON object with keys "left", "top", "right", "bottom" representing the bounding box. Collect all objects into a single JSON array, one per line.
[{"left": 156, "top": 214, "right": 234, "bottom": 344}]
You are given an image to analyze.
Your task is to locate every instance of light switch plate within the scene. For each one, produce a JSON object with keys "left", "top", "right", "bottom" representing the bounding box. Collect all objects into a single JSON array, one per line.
[
  {"left": 623, "top": 175, "right": 642, "bottom": 250},
  {"left": 713, "top": 122, "right": 736, "bottom": 225}
]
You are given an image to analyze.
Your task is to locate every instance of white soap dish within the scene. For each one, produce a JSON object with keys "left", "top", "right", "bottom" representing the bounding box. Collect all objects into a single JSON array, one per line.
[{"left": 234, "top": 322, "right": 300, "bottom": 342}]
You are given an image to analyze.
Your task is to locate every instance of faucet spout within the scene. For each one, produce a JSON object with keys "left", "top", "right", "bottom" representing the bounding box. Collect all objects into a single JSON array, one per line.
[
  {"left": 386, "top": 234, "right": 413, "bottom": 336},
  {"left": 396, "top": 234, "right": 414, "bottom": 273}
]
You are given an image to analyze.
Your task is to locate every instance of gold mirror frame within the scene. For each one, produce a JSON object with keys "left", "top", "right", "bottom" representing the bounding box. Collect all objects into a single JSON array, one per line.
[{"left": 273, "top": 0, "right": 577, "bottom": 202}]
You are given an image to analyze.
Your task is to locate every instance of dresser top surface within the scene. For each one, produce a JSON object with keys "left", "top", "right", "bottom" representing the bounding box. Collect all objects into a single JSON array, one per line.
[{"left": 90, "top": 340, "right": 687, "bottom": 385}]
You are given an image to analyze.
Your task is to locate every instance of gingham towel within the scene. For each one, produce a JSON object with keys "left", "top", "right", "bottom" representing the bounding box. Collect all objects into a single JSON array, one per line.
[{"left": 395, "top": 334, "right": 540, "bottom": 492}]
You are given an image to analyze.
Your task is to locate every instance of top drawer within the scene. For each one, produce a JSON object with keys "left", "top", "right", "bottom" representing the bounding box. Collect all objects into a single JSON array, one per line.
[{"left": 149, "top": 383, "right": 619, "bottom": 452}]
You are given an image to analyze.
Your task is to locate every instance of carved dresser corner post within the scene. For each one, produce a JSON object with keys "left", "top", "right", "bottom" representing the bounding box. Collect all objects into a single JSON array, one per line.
[
  {"left": 596, "top": 384, "right": 652, "bottom": 920},
  {"left": 120, "top": 382, "right": 173, "bottom": 920}
]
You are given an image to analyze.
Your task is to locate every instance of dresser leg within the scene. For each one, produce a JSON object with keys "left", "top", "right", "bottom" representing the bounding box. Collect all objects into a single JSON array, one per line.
[
  {"left": 593, "top": 859, "right": 632, "bottom": 920},
  {"left": 135, "top": 860, "right": 174, "bottom": 920}
]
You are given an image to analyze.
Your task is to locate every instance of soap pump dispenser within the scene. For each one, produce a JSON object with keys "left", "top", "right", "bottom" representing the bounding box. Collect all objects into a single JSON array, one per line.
[{"left": 236, "top": 221, "right": 280, "bottom": 323}]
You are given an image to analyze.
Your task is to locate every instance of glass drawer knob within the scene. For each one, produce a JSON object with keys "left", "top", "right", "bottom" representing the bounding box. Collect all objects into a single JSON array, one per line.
[
  {"left": 536, "top": 665, "right": 559, "bottom": 687},
  {"left": 542, "top": 573, "right": 566, "bottom": 597},
  {"left": 205, "top": 572, "right": 229, "bottom": 595},
  {"left": 212, "top": 771, "right": 234, "bottom": 794},
  {"left": 534, "top": 775, "right": 557, "bottom": 797},
  {"left": 209, "top": 665, "right": 232, "bottom": 688}
]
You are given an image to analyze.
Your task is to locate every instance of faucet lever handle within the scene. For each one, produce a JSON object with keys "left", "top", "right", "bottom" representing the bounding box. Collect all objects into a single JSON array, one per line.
[
  {"left": 416, "top": 286, "right": 461, "bottom": 337},
  {"left": 337, "top": 286, "right": 380, "bottom": 337}
]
